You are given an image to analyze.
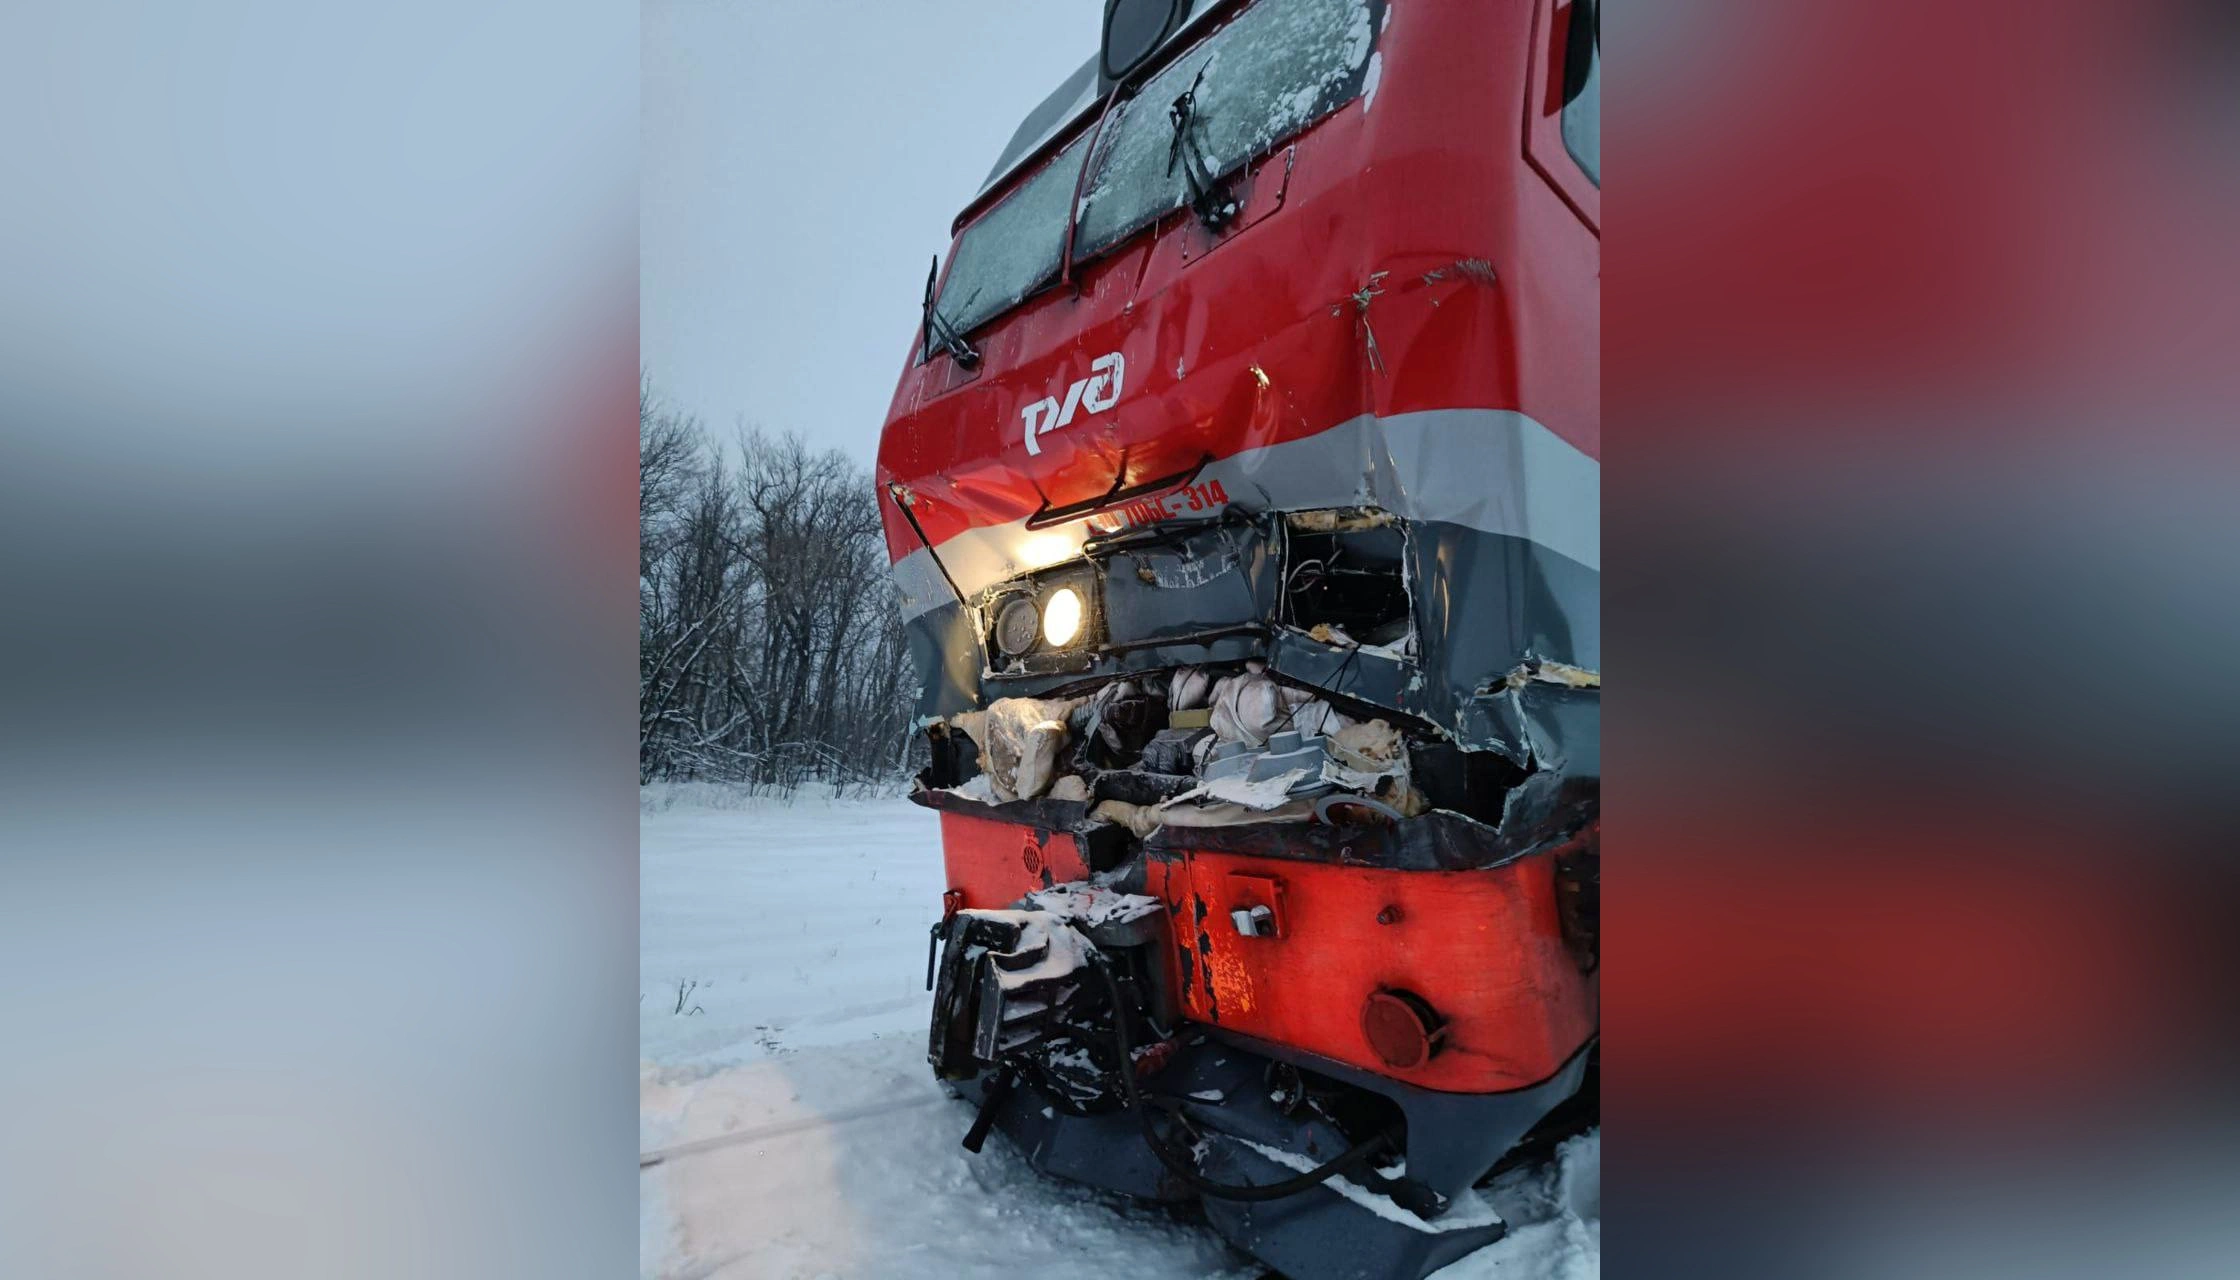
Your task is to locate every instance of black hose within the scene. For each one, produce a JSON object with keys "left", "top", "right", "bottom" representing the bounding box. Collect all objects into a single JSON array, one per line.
[{"left": 1091, "top": 959, "right": 1389, "bottom": 1202}]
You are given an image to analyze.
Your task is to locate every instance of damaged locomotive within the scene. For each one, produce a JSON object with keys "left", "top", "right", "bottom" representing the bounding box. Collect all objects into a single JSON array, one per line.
[{"left": 877, "top": 1, "right": 1598, "bottom": 1277}]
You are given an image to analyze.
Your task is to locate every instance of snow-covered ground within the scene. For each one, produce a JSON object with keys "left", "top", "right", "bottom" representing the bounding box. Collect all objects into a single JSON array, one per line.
[{"left": 640, "top": 789, "right": 1598, "bottom": 1279}]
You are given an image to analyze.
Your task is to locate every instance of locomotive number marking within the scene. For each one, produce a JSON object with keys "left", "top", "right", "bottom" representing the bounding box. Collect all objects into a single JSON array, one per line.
[{"left": 1107, "top": 479, "right": 1229, "bottom": 530}]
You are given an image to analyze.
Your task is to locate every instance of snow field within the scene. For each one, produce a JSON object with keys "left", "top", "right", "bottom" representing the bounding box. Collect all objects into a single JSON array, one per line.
[{"left": 640, "top": 790, "right": 1596, "bottom": 1279}]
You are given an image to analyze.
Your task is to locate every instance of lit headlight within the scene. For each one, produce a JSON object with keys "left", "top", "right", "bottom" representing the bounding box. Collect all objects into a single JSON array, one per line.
[
  {"left": 987, "top": 573, "right": 1095, "bottom": 662},
  {"left": 1042, "top": 587, "right": 1084, "bottom": 647}
]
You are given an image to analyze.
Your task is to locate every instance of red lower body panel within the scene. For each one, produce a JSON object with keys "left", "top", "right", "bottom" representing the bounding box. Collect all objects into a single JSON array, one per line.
[
  {"left": 937, "top": 808, "right": 1596, "bottom": 1096},
  {"left": 938, "top": 810, "right": 1091, "bottom": 908},
  {"left": 1147, "top": 846, "right": 1596, "bottom": 1094}
]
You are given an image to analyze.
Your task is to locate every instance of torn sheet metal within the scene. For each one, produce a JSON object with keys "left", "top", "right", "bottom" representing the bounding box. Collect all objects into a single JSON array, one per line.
[{"left": 901, "top": 506, "right": 1596, "bottom": 777}]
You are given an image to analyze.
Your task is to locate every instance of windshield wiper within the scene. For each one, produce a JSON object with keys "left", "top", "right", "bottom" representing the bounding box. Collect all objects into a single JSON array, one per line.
[
  {"left": 920, "top": 254, "right": 981, "bottom": 368},
  {"left": 1166, "top": 63, "right": 1237, "bottom": 232}
]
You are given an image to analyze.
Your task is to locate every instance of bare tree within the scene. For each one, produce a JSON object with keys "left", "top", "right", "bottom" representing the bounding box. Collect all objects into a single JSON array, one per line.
[
  {"left": 640, "top": 375, "right": 918, "bottom": 792},
  {"left": 639, "top": 374, "right": 700, "bottom": 578}
]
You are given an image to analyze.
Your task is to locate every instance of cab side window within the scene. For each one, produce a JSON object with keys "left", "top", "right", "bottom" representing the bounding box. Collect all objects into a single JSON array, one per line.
[{"left": 1560, "top": 0, "right": 1599, "bottom": 186}]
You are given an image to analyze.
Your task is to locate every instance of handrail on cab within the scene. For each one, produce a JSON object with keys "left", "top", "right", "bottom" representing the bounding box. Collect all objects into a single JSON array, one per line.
[{"left": 1022, "top": 452, "right": 1211, "bottom": 531}]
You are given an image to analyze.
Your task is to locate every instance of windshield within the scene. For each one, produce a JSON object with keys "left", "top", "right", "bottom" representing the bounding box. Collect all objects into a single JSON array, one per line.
[
  {"left": 1076, "top": 0, "right": 1378, "bottom": 261},
  {"left": 926, "top": 0, "right": 1379, "bottom": 360},
  {"left": 926, "top": 135, "right": 1090, "bottom": 358}
]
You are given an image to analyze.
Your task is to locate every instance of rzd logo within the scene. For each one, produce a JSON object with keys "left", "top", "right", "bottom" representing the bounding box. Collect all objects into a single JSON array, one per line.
[{"left": 1021, "top": 352, "right": 1124, "bottom": 456}]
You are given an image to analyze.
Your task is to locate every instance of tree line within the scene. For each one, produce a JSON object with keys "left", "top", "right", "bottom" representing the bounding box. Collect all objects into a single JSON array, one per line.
[{"left": 640, "top": 377, "right": 919, "bottom": 791}]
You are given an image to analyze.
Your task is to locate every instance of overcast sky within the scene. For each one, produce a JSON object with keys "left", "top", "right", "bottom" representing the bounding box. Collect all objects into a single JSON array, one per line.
[{"left": 643, "top": 1, "right": 1095, "bottom": 465}]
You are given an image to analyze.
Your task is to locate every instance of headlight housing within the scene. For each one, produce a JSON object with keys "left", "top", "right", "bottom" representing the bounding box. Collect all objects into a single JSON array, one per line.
[
  {"left": 985, "top": 568, "right": 1099, "bottom": 665},
  {"left": 992, "top": 596, "right": 1041, "bottom": 657}
]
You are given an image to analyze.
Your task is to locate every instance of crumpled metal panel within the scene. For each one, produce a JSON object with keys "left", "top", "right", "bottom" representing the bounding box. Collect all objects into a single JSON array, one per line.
[
  {"left": 1098, "top": 521, "right": 1278, "bottom": 647},
  {"left": 907, "top": 512, "right": 1596, "bottom": 784},
  {"left": 903, "top": 602, "right": 981, "bottom": 725}
]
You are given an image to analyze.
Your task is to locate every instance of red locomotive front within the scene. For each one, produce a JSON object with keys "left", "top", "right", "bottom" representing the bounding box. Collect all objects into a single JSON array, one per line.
[{"left": 877, "top": 2, "right": 1598, "bottom": 1275}]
